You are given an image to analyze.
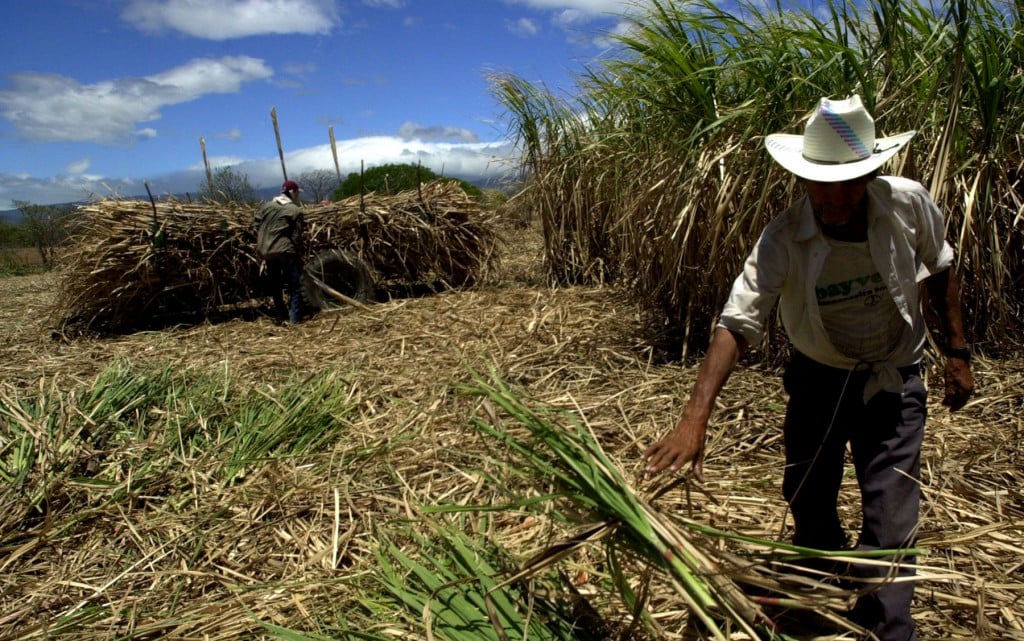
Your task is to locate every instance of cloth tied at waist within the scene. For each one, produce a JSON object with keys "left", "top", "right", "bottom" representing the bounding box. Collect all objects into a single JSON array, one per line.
[{"left": 861, "top": 361, "right": 907, "bottom": 403}]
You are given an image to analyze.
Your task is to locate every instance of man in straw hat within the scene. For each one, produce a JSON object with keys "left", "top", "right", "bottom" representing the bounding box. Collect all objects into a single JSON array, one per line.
[
  {"left": 255, "top": 179, "right": 305, "bottom": 324},
  {"left": 644, "top": 95, "right": 974, "bottom": 640}
]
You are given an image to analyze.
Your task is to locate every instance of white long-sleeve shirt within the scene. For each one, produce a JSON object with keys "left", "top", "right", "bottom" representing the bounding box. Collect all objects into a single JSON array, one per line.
[{"left": 718, "top": 176, "right": 954, "bottom": 398}]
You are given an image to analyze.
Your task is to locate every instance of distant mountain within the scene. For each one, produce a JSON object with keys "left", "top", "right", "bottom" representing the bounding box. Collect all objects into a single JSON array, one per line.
[
  {"left": 1, "top": 202, "right": 92, "bottom": 224},
  {"left": 0, "top": 209, "right": 24, "bottom": 224},
  {"left": 0, "top": 177, "right": 507, "bottom": 225}
]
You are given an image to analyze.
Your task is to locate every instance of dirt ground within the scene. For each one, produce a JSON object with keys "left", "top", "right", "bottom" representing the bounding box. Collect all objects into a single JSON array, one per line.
[{"left": 0, "top": 246, "right": 44, "bottom": 267}]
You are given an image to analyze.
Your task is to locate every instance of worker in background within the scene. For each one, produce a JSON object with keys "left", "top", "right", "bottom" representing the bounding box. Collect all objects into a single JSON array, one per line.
[{"left": 255, "top": 179, "right": 305, "bottom": 324}]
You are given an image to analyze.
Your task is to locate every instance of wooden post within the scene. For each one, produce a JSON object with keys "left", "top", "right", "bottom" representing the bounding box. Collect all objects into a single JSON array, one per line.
[
  {"left": 329, "top": 126, "right": 342, "bottom": 184},
  {"left": 357, "top": 160, "right": 368, "bottom": 249},
  {"left": 199, "top": 137, "right": 213, "bottom": 188},
  {"left": 271, "top": 107, "right": 288, "bottom": 181},
  {"left": 144, "top": 180, "right": 158, "bottom": 226},
  {"left": 359, "top": 160, "right": 365, "bottom": 213},
  {"left": 416, "top": 160, "right": 422, "bottom": 201},
  {"left": 144, "top": 180, "right": 165, "bottom": 247}
]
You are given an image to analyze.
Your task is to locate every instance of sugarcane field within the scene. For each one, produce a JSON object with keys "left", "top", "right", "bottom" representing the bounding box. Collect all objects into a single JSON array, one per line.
[
  {"left": 0, "top": 180, "right": 1021, "bottom": 640},
  {"left": 3, "top": 1, "right": 1024, "bottom": 640}
]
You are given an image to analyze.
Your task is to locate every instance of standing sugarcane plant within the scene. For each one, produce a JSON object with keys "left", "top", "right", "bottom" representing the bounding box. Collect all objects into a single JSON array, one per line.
[{"left": 493, "top": 0, "right": 1024, "bottom": 360}]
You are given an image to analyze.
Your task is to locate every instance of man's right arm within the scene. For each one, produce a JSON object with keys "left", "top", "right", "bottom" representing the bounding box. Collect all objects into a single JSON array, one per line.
[{"left": 643, "top": 326, "right": 746, "bottom": 477}]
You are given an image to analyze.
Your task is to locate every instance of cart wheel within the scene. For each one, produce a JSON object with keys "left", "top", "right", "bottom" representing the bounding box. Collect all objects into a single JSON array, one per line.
[{"left": 301, "top": 250, "right": 375, "bottom": 310}]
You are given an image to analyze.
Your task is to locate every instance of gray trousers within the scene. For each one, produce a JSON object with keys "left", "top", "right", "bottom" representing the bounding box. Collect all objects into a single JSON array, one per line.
[{"left": 782, "top": 352, "right": 925, "bottom": 641}]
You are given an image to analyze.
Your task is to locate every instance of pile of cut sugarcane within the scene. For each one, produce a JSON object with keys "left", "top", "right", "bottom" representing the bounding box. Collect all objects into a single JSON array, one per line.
[{"left": 53, "top": 180, "right": 499, "bottom": 334}]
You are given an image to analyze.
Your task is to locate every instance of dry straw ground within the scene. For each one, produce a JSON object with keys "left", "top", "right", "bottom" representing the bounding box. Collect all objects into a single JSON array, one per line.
[{"left": 0, "top": 219, "right": 1022, "bottom": 639}]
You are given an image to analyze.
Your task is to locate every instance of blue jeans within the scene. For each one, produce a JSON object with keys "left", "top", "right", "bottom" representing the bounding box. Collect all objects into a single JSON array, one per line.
[
  {"left": 264, "top": 253, "right": 302, "bottom": 323},
  {"left": 782, "top": 352, "right": 924, "bottom": 641}
]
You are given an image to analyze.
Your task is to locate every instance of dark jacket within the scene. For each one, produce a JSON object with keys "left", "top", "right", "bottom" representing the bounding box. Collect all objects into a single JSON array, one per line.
[{"left": 255, "top": 194, "right": 304, "bottom": 258}]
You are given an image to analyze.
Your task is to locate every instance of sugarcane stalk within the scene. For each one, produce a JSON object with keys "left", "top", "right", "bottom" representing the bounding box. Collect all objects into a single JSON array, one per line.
[
  {"left": 271, "top": 107, "right": 288, "bottom": 181},
  {"left": 306, "top": 272, "right": 373, "bottom": 312},
  {"left": 199, "top": 137, "right": 213, "bottom": 189},
  {"left": 329, "top": 126, "right": 342, "bottom": 184}
]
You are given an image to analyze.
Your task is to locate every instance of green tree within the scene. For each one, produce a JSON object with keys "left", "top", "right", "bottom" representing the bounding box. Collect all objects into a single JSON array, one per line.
[
  {"left": 331, "top": 162, "right": 482, "bottom": 200},
  {"left": 197, "top": 166, "right": 260, "bottom": 205},
  {"left": 0, "top": 220, "right": 29, "bottom": 246},
  {"left": 12, "top": 201, "right": 78, "bottom": 268}
]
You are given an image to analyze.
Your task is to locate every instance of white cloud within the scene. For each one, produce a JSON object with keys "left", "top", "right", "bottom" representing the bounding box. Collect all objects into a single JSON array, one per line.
[
  {"left": 197, "top": 155, "right": 250, "bottom": 169},
  {"left": 0, "top": 172, "right": 138, "bottom": 208},
  {"left": 148, "top": 57, "right": 274, "bottom": 98},
  {"left": 319, "top": 138, "right": 513, "bottom": 183},
  {"left": 396, "top": 122, "right": 479, "bottom": 143},
  {"left": 66, "top": 158, "right": 92, "bottom": 174},
  {"left": 504, "top": 0, "right": 638, "bottom": 15},
  {"left": 122, "top": 0, "right": 340, "bottom": 40},
  {"left": 228, "top": 136, "right": 515, "bottom": 190},
  {"left": 216, "top": 127, "right": 244, "bottom": 142},
  {"left": 507, "top": 17, "right": 540, "bottom": 37},
  {"left": 504, "top": 1, "right": 639, "bottom": 52},
  {"left": 1, "top": 135, "right": 519, "bottom": 209},
  {"left": 0, "top": 57, "right": 273, "bottom": 145},
  {"left": 552, "top": 9, "right": 588, "bottom": 27},
  {"left": 592, "top": 16, "right": 636, "bottom": 49}
]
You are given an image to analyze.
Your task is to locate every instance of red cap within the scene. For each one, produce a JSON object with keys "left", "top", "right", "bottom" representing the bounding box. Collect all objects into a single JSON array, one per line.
[{"left": 282, "top": 180, "right": 301, "bottom": 192}]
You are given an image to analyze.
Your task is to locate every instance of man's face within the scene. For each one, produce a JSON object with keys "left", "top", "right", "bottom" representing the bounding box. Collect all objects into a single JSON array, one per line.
[{"left": 803, "top": 174, "right": 873, "bottom": 229}]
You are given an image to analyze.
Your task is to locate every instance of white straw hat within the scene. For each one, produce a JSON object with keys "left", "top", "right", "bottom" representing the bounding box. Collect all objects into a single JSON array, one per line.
[{"left": 764, "top": 95, "right": 916, "bottom": 182}]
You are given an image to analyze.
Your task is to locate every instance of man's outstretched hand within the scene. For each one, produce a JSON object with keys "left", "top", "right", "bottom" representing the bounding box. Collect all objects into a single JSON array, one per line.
[
  {"left": 643, "top": 419, "right": 707, "bottom": 479},
  {"left": 942, "top": 357, "right": 974, "bottom": 411},
  {"left": 644, "top": 327, "right": 743, "bottom": 479}
]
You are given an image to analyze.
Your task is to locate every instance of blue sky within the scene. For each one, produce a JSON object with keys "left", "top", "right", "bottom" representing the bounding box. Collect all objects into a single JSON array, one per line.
[{"left": 0, "top": 0, "right": 638, "bottom": 209}]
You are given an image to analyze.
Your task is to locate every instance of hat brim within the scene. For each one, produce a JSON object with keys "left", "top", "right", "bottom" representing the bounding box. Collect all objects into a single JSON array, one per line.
[{"left": 765, "top": 130, "right": 916, "bottom": 182}]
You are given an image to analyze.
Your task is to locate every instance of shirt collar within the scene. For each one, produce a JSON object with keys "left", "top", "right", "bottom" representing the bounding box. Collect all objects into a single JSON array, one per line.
[{"left": 794, "top": 196, "right": 820, "bottom": 242}]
